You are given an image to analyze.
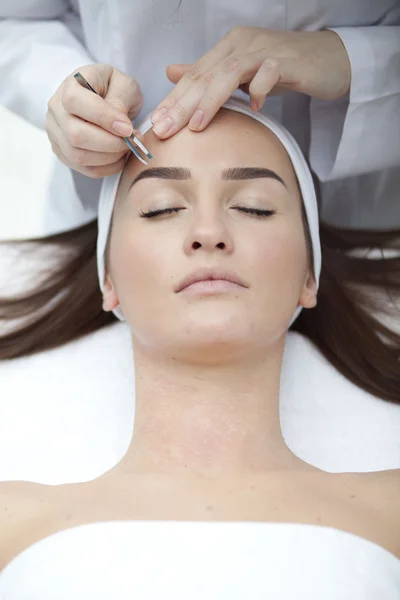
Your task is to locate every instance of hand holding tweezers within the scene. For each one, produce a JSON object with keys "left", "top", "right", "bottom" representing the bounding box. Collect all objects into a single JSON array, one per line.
[{"left": 73, "top": 72, "right": 152, "bottom": 165}]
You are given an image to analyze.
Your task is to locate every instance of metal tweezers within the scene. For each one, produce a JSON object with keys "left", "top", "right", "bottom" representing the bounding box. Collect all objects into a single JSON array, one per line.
[{"left": 74, "top": 72, "right": 152, "bottom": 165}]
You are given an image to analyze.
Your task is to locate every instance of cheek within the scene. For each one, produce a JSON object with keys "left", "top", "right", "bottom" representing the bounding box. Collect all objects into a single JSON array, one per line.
[
  {"left": 109, "top": 226, "right": 175, "bottom": 328},
  {"left": 249, "top": 223, "right": 307, "bottom": 306}
]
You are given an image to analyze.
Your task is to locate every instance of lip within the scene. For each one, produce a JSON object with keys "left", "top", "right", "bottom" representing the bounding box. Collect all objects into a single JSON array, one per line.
[
  {"left": 180, "top": 280, "right": 245, "bottom": 294},
  {"left": 175, "top": 268, "right": 248, "bottom": 293}
]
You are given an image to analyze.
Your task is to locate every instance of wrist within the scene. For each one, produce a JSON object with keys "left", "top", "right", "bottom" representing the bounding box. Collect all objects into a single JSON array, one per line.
[{"left": 321, "top": 29, "right": 351, "bottom": 98}]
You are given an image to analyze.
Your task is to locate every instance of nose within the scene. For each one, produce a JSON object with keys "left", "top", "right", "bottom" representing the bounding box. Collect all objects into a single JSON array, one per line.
[{"left": 183, "top": 208, "right": 234, "bottom": 255}]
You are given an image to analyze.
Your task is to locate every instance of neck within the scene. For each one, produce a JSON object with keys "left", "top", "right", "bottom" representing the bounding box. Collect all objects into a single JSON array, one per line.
[{"left": 117, "top": 335, "right": 306, "bottom": 480}]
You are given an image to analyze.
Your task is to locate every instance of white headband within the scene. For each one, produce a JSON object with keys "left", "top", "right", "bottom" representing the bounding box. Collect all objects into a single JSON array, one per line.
[{"left": 96, "top": 97, "right": 321, "bottom": 327}]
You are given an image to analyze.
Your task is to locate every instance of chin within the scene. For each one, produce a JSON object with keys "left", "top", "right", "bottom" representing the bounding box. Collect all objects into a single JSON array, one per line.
[{"left": 175, "top": 324, "right": 260, "bottom": 353}]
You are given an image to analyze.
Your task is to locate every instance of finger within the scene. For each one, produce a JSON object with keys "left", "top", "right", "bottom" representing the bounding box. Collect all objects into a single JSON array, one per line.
[
  {"left": 153, "top": 50, "right": 265, "bottom": 138},
  {"left": 150, "top": 35, "right": 233, "bottom": 123},
  {"left": 165, "top": 63, "right": 193, "bottom": 84},
  {"left": 49, "top": 138, "right": 71, "bottom": 167},
  {"left": 60, "top": 75, "right": 134, "bottom": 137},
  {"left": 248, "top": 58, "right": 281, "bottom": 110},
  {"left": 51, "top": 139, "right": 128, "bottom": 179},
  {"left": 104, "top": 68, "right": 144, "bottom": 120},
  {"left": 63, "top": 143, "right": 128, "bottom": 168},
  {"left": 47, "top": 110, "right": 129, "bottom": 166},
  {"left": 50, "top": 106, "right": 137, "bottom": 154}
]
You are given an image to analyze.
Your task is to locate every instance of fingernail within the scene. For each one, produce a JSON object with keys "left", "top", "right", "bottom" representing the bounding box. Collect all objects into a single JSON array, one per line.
[
  {"left": 151, "top": 107, "right": 168, "bottom": 124},
  {"left": 250, "top": 99, "right": 260, "bottom": 112},
  {"left": 189, "top": 109, "right": 204, "bottom": 130},
  {"left": 153, "top": 116, "right": 173, "bottom": 137},
  {"left": 112, "top": 120, "right": 132, "bottom": 136}
]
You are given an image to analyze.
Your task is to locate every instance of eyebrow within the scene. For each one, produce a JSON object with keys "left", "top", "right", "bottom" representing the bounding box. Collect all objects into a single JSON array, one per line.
[{"left": 127, "top": 166, "right": 287, "bottom": 192}]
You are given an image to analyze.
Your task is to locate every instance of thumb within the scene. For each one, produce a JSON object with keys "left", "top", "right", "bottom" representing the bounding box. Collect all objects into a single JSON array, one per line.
[
  {"left": 104, "top": 67, "right": 144, "bottom": 121},
  {"left": 166, "top": 63, "right": 193, "bottom": 84}
]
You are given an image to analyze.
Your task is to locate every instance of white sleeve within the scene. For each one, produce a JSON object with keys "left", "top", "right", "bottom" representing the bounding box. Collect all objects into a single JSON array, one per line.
[
  {"left": 0, "top": 2, "right": 94, "bottom": 130},
  {"left": 309, "top": 26, "right": 400, "bottom": 182},
  {"left": 0, "top": 3, "right": 100, "bottom": 233}
]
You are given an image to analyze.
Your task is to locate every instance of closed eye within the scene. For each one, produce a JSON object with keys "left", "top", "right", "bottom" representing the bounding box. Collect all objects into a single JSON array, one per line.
[{"left": 139, "top": 207, "right": 276, "bottom": 218}]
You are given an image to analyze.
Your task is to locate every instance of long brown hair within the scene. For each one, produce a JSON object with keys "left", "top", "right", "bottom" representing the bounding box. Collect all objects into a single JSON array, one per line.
[{"left": 1, "top": 179, "right": 399, "bottom": 403}]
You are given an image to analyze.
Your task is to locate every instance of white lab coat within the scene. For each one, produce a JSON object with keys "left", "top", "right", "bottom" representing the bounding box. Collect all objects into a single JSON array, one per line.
[{"left": 0, "top": 0, "right": 399, "bottom": 234}]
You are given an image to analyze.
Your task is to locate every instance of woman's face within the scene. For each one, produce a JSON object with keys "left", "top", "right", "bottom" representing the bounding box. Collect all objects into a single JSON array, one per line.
[{"left": 103, "top": 109, "right": 317, "bottom": 360}]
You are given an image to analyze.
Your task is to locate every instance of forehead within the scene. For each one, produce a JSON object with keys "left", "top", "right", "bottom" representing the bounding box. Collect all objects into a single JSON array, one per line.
[{"left": 117, "top": 108, "right": 299, "bottom": 201}]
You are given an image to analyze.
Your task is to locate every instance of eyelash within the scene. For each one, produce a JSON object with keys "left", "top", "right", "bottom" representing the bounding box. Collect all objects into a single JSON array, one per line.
[{"left": 139, "top": 207, "right": 276, "bottom": 218}]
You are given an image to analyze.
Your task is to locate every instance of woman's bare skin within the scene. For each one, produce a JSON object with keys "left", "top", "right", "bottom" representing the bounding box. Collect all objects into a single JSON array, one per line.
[
  {"left": 1, "top": 465, "right": 399, "bottom": 571},
  {"left": 2, "top": 111, "right": 399, "bottom": 574}
]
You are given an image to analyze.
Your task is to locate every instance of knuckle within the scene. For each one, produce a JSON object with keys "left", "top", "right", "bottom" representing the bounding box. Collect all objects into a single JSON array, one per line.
[
  {"left": 226, "top": 26, "right": 244, "bottom": 40},
  {"left": 130, "top": 82, "right": 144, "bottom": 113},
  {"left": 46, "top": 96, "right": 55, "bottom": 112},
  {"left": 61, "top": 87, "right": 77, "bottom": 111},
  {"left": 163, "top": 97, "right": 178, "bottom": 110},
  {"left": 85, "top": 166, "right": 102, "bottom": 179},
  {"left": 263, "top": 57, "right": 279, "bottom": 72},
  {"left": 223, "top": 56, "right": 241, "bottom": 74},
  {"left": 69, "top": 147, "right": 87, "bottom": 166},
  {"left": 129, "top": 77, "right": 142, "bottom": 98},
  {"left": 197, "top": 72, "right": 215, "bottom": 90},
  {"left": 172, "top": 102, "right": 187, "bottom": 120},
  {"left": 64, "top": 121, "right": 82, "bottom": 147},
  {"left": 185, "top": 66, "right": 203, "bottom": 82},
  {"left": 248, "top": 81, "right": 262, "bottom": 96}
]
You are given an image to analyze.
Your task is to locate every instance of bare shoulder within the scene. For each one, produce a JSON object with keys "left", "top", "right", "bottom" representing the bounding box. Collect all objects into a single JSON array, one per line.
[
  {"left": 0, "top": 479, "right": 48, "bottom": 516},
  {"left": 0, "top": 480, "right": 55, "bottom": 570},
  {"left": 348, "top": 468, "right": 400, "bottom": 558},
  {"left": 363, "top": 468, "right": 400, "bottom": 513},
  {"left": 353, "top": 468, "right": 400, "bottom": 507},
  {"left": 308, "top": 468, "right": 400, "bottom": 560},
  {"left": 332, "top": 468, "right": 400, "bottom": 516},
  {"left": 0, "top": 479, "right": 54, "bottom": 513}
]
